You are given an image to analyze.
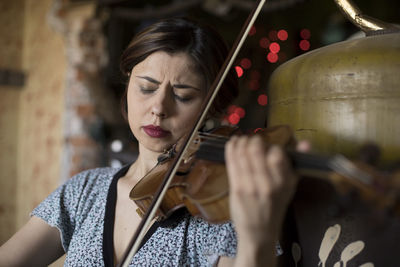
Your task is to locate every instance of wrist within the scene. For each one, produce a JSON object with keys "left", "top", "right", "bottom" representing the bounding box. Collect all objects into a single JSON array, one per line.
[{"left": 234, "top": 234, "right": 278, "bottom": 267}]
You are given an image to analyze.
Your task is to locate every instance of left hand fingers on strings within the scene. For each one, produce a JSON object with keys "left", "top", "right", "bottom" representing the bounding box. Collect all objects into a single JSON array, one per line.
[
  {"left": 225, "top": 135, "right": 267, "bottom": 193},
  {"left": 265, "top": 145, "right": 297, "bottom": 192}
]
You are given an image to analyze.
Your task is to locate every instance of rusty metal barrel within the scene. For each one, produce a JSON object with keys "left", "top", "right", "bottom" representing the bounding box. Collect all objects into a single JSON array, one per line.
[
  {"left": 267, "top": 0, "right": 400, "bottom": 163},
  {"left": 268, "top": 2, "right": 400, "bottom": 266}
]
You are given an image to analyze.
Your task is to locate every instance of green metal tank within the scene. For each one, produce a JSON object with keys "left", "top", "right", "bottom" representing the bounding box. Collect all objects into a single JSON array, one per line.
[{"left": 267, "top": 0, "right": 400, "bottom": 162}]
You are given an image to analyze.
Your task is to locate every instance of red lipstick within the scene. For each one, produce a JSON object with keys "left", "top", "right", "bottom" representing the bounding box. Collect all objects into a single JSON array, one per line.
[{"left": 142, "top": 125, "right": 170, "bottom": 138}]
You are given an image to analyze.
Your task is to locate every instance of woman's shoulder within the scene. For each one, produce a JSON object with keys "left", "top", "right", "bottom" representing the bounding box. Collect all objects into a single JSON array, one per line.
[
  {"left": 31, "top": 166, "right": 123, "bottom": 218},
  {"left": 67, "top": 166, "right": 120, "bottom": 185},
  {"left": 59, "top": 166, "right": 123, "bottom": 193}
]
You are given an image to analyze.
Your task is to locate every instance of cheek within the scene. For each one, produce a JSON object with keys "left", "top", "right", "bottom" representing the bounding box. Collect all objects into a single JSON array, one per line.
[
  {"left": 180, "top": 113, "right": 196, "bottom": 129},
  {"left": 176, "top": 102, "right": 204, "bottom": 130},
  {"left": 126, "top": 91, "right": 142, "bottom": 124}
]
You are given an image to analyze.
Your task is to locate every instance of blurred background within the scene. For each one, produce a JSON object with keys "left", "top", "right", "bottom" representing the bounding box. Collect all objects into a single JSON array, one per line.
[{"left": 0, "top": 0, "right": 399, "bottom": 265}]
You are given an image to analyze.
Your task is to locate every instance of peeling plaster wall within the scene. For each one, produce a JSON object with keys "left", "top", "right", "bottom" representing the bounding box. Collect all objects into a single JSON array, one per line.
[
  {"left": 0, "top": 0, "right": 66, "bottom": 243},
  {"left": 0, "top": 0, "right": 25, "bottom": 243},
  {"left": 16, "top": 0, "right": 66, "bottom": 228},
  {"left": 1, "top": 3, "right": 114, "bottom": 267}
]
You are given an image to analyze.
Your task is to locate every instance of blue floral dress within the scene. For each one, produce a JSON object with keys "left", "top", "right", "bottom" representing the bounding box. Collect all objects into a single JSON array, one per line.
[{"left": 31, "top": 165, "right": 237, "bottom": 266}]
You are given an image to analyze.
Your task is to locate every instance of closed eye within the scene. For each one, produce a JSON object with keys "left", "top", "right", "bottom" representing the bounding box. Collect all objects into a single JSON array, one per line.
[
  {"left": 174, "top": 94, "right": 193, "bottom": 103},
  {"left": 140, "top": 87, "right": 156, "bottom": 94}
]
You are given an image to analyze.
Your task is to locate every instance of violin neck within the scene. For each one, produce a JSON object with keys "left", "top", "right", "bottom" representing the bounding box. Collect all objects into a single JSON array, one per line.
[
  {"left": 196, "top": 142, "right": 334, "bottom": 174},
  {"left": 196, "top": 141, "right": 373, "bottom": 185},
  {"left": 288, "top": 150, "right": 332, "bottom": 172}
]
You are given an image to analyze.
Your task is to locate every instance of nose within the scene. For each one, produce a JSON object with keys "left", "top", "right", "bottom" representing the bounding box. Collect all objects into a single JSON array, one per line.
[
  {"left": 151, "top": 86, "right": 170, "bottom": 118},
  {"left": 152, "top": 108, "right": 166, "bottom": 118}
]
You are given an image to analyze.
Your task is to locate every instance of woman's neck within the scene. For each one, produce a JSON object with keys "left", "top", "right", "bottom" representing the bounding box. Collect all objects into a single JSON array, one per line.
[{"left": 124, "top": 146, "right": 161, "bottom": 186}]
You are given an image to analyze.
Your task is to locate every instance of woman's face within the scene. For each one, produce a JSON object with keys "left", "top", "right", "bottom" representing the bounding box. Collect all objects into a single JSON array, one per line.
[{"left": 127, "top": 51, "right": 207, "bottom": 153}]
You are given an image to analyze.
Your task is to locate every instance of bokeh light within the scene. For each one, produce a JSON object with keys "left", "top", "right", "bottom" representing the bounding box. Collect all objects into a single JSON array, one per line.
[
  {"left": 299, "top": 39, "right": 310, "bottom": 51},
  {"left": 300, "top": 28, "right": 311, "bottom": 39},
  {"left": 227, "top": 104, "right": 237, "bottom": 114},
  {"left": 257, "top": 94, "right": 268, "bottom": 106},
  {"left": 235, "top": 66, "right": 244, "bottom": 77},
  {"left": 249, "top": 25, "right": 257, "bottom": 36},
  {"left": 248, "top": 80, "right": 260, "bottom": 91},
  {"left": 110, "top": 159, "right": 122, "bottom": 168},
  {"left": 234, "top": 107, "right": 246, "bottom": 118},
  {"left": 259, "top": 37, "right": 270, "bottom": 49},
  {"left": 277, "top": 29, "right": 288, "bottom": 41},
  {"left": 269, "top": 42, "right": 280, "bottom": 53},
  {"left": 240, "top": 58, "right": 252, "bottom": 69},
  {"left": 267, "top": 52, "right": 278, "bottom": 63},
  {"left": 228, "top": 113, "right": 240, "bottom": 125},
  {"left": 110, "top": 140, "right": 123, "bottom": 153}
]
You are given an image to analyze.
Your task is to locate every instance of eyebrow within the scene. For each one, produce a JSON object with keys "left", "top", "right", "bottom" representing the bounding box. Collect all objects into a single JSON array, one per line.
[{"left": 136, "top": 75, "right": 200, "bottom": 91}]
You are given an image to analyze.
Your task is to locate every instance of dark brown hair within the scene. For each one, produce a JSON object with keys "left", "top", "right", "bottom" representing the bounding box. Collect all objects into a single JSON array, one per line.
[{"left": 120, "top": 17, "right": 238, "bottom": 118}]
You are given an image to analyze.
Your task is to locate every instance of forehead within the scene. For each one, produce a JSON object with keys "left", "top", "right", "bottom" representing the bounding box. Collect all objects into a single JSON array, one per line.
[{"left": 132, "top": 51, "right": 204, "bottom": 85}]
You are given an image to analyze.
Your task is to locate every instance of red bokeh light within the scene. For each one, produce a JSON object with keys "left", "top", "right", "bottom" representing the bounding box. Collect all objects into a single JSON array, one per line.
[
  {"left": 299, "top": 40, "right": 310, "bottom": 51},
  {"left": 248, "top": 80, "right": 260, "bottom": 91},
  {"left": 268, "top": 30, "right": 278, "bottom": 41},
  {"left": 277, "top": 29, "right": 288, "bottom": 41},
  {"left": 259, "top": 37, "right": 270, "bottom": 49},
  {"left": 234, "top": 107, "right": 246, "bottom": 118},
  {"left": 269, "top": 42, "right": 280, "bottom": 53},
  {"left": 300, "top": 29, "right": 311, "bottom": 39},
  {"left": 267, "top": 52, "right": 278, "bottom": 63},
  {"left": 228, "top": 113, "right": 240, "bottom": 125},
  {"left": 257, "top": 94, "right": 268, "bottom": 106},
  {"left": 240, "top": 58, "right": 252, "bottom": 69},
  {"left": 235, "top": 66, "right": 244, "bottom": 77},
  {"left": 249, "top": 25, "right": 257, "bottom": 36},
  {"left": 227, "top": 104, "right": 237, "bottom": 114}
]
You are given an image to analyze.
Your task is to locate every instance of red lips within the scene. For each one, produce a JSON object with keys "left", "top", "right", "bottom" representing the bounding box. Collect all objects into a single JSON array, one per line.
[{"left": 142, "top": 125, "right": 170, "bottom": 138}]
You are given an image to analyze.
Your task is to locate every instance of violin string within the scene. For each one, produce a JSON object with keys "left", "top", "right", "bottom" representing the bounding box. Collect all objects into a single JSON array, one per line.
[
  {"left": 189, "top": 139, "right": 227, "bottom": 150},
  {"left": 190, "top": 133, "right": 230, "bottom": 148},
  {"left": 198, "top": 132, "right": 230, "bottom": 141},
  {"left": 288, "top": 151, "right": 332, "bottom": 172},
  {"left": 193, "top": 140, "right": 338, "bottom": 173},
  {"left": 190, "top": 135, "right": 375, "bottom": 188}
]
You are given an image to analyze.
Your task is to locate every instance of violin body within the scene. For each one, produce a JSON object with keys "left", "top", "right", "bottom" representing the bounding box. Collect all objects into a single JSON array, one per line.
[
  {"left": 129, "top": 126, "right": 237, "bottom": 223},
  {"left": 129, "top": 152, "right": 231, "bottom": 223},
  {"left": 130, "top": 125, "right": 297, "bottom": 223}
]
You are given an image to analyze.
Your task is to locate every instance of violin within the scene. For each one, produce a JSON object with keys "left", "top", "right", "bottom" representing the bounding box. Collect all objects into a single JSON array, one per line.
[{"left": 130, "top": 124, "right": 400, "bottom": 224}]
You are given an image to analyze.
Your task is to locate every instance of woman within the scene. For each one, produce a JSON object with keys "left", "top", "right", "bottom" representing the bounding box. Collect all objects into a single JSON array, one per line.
[{"left": 0, "top": 17, "right": 301, "bottom": 266}]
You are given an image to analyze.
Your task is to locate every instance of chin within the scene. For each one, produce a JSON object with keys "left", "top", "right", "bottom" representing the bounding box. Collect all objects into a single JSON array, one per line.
[{"left": 143, "top": 138, "right": 175, "bottom": 154}]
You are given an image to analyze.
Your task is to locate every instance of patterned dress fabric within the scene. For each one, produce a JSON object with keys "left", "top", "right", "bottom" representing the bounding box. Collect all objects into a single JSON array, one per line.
[{"left": 31, "top": 166, "right": 237, "bottom": 266}]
